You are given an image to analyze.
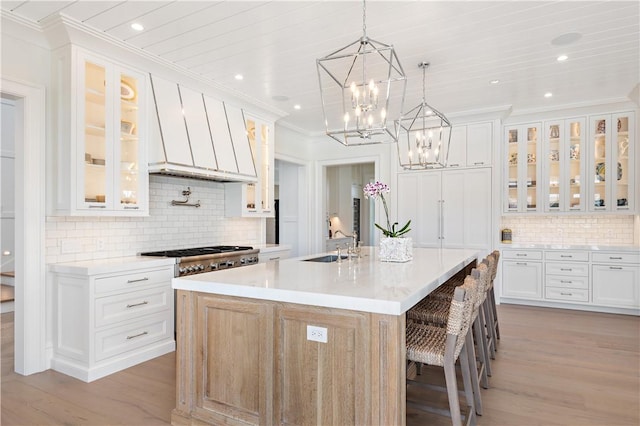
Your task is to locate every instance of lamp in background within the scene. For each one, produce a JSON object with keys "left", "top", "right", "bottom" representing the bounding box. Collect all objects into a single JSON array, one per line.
[
  {"left": 316, "top": 0, "right": 407, "bottom": 146},
  {"left": 395, "top": 62, "right": 452, "bottom": 169}
]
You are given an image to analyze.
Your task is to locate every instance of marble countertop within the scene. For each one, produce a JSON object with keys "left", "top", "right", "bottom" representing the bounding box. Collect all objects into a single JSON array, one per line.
[
  {"left": 49, "top": 256, "right": 177, "bottom": 275},
  {"left": 172, "top": 247, "right": 479, "bottom": 315},
  {"left": 500, "top": 243, "right": 639, "bottom": 252}
]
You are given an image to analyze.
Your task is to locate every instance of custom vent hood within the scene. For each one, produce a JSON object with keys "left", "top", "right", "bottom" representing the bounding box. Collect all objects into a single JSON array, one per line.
[{"left": 148, "top": 74, "right": 257, "bottom": 183}]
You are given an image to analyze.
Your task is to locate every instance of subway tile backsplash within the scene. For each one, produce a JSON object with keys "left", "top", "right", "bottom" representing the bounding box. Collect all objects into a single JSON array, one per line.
[
  {"left": 500, "top": 215, "right": 637, "bottom": 246},
  {"left": 45, "top": 175, "right": 262, "bottom": 264}
]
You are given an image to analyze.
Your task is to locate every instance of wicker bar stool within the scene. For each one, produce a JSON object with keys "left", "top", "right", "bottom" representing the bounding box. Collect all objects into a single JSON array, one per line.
[
  {"left": 409, "top": 261, "right": 493, "bottom": 388},
  {"left": 406, "top": 275, "right": 478, "bottom": 426},
  {"left": 480, "top": 255, "right": 498, "bottom": 359}
]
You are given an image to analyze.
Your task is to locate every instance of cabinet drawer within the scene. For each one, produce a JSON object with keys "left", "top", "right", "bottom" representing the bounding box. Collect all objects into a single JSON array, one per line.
[
  {"left": 592, "top": 252, "right": 640, "bottom": 264},
  {"left": 503, "top": 250, "right": 543, "bottom": 260},
  {"left": 95, "top": 286, "right": 172, "bottom": 328},
  {"left": 545, "top": 263, "right": 589, "bottom": 277},
  {"left": 95, "top": 267, "right": 173, "bottom": 295},
  {"left": 545, "top": 275, "right": 588, "bottom": 289},
  {"left": 95, "top": 312, "right": 173, "bottom": 361},
  {"left": 545, "top": 287, "right": 589, "bottom": 302},
  {"left": 545, "top": 251, "right": 589, "bottom": 262}
]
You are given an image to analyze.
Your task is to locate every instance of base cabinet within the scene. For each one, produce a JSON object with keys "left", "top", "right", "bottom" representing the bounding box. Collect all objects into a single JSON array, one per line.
[
  {"left": 502, "top": 255, "right": 543, "bottom": 300},
  {"left": 501, "top": 248, "right": 639, "bottom": 314},
  {"left": 173, "top": 291, "right": 405, "bottom": 426},
  {"left": 50, "top": 262, "right": 175, "bottom": 382},
  {"left": 592, "top": 252, "right": 640, "bottom": 309}
]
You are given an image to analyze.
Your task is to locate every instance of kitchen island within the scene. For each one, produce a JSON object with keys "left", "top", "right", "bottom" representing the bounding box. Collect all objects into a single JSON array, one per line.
[{"left": 171, "top": 247, "right": 478, "bottom": 426}]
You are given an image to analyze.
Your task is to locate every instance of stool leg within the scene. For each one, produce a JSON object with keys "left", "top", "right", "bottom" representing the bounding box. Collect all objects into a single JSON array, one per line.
[
  {"left": 444, "top": 357, "right": 463, "bottom": 426},
  {"left": 482, "top": 299, "right": 496, "bottom": 359},
  {"left": 490, "top": 287, "right": 500, "bottom": 340},
  {"left": 465, "top": 328, "right": 483, "bottom": 415},
  {"left": 473, "top": 317, "right": 490, "bottom": 388}
]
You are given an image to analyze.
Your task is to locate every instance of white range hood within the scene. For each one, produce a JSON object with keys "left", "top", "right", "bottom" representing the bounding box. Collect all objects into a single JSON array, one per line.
[{"left": 148, "top": 74, "right": 257, "bottom": 183}]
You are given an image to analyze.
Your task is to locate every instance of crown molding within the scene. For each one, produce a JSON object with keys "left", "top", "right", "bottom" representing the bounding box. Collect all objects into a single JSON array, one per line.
[
  {"left": 1, "top": 11, "right": 48, "bottom": 49},
  {"left": 275, "top": 119, "right": 317, "bottom": 138},
  {"left": 37, "top": 13, "right": 288, "bottom": 120}
]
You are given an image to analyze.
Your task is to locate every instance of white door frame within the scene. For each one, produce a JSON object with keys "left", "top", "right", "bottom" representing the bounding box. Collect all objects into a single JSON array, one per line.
[
  {"left": 275, "top": 154, "right": 312, "bottom": 257},
  {"left": 1, "top": 77, "right": 47, "bottom": 375}
]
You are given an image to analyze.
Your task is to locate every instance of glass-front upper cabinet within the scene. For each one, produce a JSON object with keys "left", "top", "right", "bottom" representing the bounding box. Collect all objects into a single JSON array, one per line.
[
  {"left": 504, "top": 123, "right": 542, "bottom": 213},
  {"left": 542, "top": 118, "right": 586, "bottom": 212},
  {"left": 588, "top": 112, "right": 635, "bottom": 212},
  {"left": 74, "top": 49, "right": 147, "bottom": 216},
  {"left": 225, "top": 114, "right": 274, "bottom": 217}
]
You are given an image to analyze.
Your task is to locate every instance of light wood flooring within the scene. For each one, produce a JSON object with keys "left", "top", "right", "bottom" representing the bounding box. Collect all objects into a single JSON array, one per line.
[{"left": 2, "top": 304, "right": 639, "bottom": 425}]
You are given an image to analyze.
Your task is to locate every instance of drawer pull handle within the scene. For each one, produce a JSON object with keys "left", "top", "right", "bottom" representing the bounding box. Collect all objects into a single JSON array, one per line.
[
  {"left": 269, "top": 257, "right": 280, "bottom": 261},
  {"left": 560, "top": 268, "right": 572, "bottom": 271},
  {"left": 609, "top": 256, "right": 622, "bottom": 260},
  {"left": 560, "top": 280, "right": 572, "bottom": 284},
  {"left": 609, "top": 266, "right": 623, "bottom": 270},
  {"left": 560, "top": 292, "right": 573, "bottom": 296},
  {"left": 126, "top": 301, "right": 149, "bottom": 308},
  {"left": 127, "top": 277, "right": 149, "bottom": 284},
  {"left": 560, "top": 255, "right": 573, "bottom": 258},
  {"left": 516, "top": 253, "right": 528, "bottom": 257},
  {"left": 89, "top": 205, "right": 106, "bottom": 209},
  {"left": 126, "top": 331, "right": 148, "bottom": 340},
  {"left": 123, "top": 206, "right": 140, "bottom": 210},
  {"left": 474, "top": 162, "right": 484, "bottom": 165},
  {"left": 516, "top": 262, "right": 528, "bottom": 266}
]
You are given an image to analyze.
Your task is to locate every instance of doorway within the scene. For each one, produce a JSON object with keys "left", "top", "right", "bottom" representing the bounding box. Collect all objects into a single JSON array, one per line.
[
  {"left": 270, "top": 157, "right": 310, "bottom": 257},
  {"left": 323, "top": 160, "right": 377, "bottom": 252},
  {"left": 1, "top": 78, "right": 47, "bottom": 375}
]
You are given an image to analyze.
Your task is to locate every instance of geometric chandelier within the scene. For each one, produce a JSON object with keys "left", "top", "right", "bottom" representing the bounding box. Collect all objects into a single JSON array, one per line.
[
  {"left": 396, "top": 62, "right": 452, "bottom": 169},
  {"left": 316, "top": 0, "right": 407, "bottom": 146}
]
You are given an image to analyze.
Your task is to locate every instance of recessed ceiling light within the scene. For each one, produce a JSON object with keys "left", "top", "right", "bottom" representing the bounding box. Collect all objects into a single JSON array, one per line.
[
  {"left": 234, "top": 74, "right": 243, "bottom": 81},
  {"left": 557, "top": 54, "right": 568, "bottom": 62},
  {"left": 544, "top": 92, "right": 553, "bottom": 98},
  {"left": 551, "top": 32, "right": 582, "bottom": 46},
  {"left": 131, "top": 22, "right": 144, "bottom": 31},
  {"left": 293, "top": 104, "right": 301, "bottom": 110},
  {"left": 490, "top": 79, "right": 500, "bottom": 85}
]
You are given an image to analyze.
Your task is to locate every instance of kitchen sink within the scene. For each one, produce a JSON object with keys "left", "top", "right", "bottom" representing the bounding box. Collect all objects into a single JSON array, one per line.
[{"left": 304, "top": 255, "right": 347, "bottom": 263}]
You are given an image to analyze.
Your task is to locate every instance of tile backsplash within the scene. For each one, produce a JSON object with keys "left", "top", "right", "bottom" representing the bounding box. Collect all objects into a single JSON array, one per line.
[
  {"left": 45, "top": 175, "right": 262, "bottom": 264},
  {"left": 500, "top": 215, "right": 638, "bottom": 246}
]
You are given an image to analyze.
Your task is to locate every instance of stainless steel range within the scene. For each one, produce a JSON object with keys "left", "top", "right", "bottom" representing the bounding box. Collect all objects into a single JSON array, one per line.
[{"left": 140, "top": 246, "right": 260, "bottom": 277}]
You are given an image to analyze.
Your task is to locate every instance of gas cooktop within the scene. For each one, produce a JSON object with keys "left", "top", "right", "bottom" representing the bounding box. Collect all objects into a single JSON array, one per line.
[{"left": 140, "top": 246, "right": 254, "bottom": 258}]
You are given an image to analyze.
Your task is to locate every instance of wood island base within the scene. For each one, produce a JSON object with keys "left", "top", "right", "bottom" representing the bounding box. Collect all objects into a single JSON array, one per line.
[{"left": 171, "top": 290, "right": 406, "bottom": 426}]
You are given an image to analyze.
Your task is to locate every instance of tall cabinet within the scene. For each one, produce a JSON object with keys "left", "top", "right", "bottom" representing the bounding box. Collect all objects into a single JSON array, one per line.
[
  {"left": 51, "top": 46, "right": 148, "bottom": 216},
  {"left": 396, "top": 167, "right": 491, "bottom": 249}
]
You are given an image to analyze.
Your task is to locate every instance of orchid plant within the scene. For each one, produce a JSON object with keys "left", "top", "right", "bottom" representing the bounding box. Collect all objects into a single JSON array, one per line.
[{"left": 363, "top": 181, "right": 411, "bottom": 238}]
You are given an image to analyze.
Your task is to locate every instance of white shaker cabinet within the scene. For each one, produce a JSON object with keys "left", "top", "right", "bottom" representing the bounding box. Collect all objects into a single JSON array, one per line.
[
  {"left": 501, "top": 250, "right": 543, "bottom": 300},
  {"left": 445, "top": 122, "right": 493, "bottom": 168},
  {"left": 51, "top": 45, "right": 148, "bottom": 216},
  {"left": 592, "top": 252, "right": 640, "bottom": 309},
  {"left": 49, "top": 259, "right": 176, "bottom": 382},
  {"left": 396, "top": 167, "right": 491, "bottom": 249}
]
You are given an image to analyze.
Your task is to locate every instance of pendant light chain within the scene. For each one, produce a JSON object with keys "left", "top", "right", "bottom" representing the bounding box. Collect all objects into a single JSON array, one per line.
[{"left": 362, "top": 0, "right": 367, "bottom": 39}]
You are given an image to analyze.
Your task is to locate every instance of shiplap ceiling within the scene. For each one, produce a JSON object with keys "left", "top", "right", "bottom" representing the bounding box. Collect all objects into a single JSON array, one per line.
[{"left": 2, "top": 1, "right": 639, "bottom": 134}]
